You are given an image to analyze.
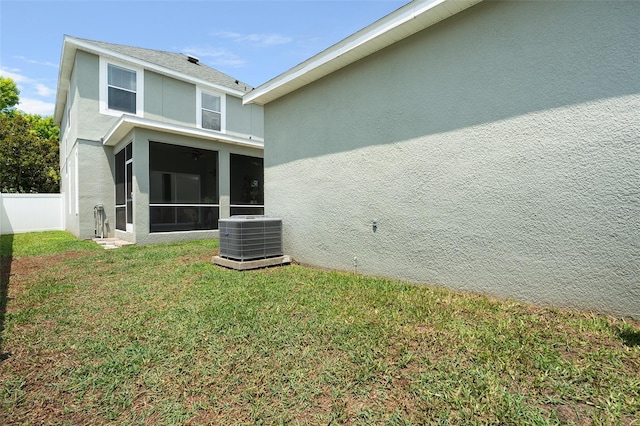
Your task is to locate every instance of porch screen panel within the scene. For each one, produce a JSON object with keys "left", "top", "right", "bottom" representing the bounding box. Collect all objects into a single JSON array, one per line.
[
  {"left": 149, "top": 141, "right": 219, "bottom": 232},
  {"left": 126, "top": 161, "right": 133, "bottom": 224},
  {"left": 115, "top": 149, "right": 126, "bottom": 231},
  {"left": 230, "top": 154, "right": 264, "bottom": 216}
]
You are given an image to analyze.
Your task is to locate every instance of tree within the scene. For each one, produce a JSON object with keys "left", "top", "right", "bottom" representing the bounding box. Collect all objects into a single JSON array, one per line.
[
  {"left": 0, "top": 76, "right": 20, "bottom": 113},
  {"left": 23, "top": 114, "right": 60, "bottom": 142},
  {"left": 0, "top": 114, "right": 59, "bottom": 193},
  {"left": 0, "top": 76, "right": 60, "bottom": 193}
]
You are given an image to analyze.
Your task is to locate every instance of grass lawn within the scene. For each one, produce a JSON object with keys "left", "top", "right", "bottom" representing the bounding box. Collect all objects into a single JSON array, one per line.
[{"left": 0, "top": 231, "right": 638, "bottom": 425}]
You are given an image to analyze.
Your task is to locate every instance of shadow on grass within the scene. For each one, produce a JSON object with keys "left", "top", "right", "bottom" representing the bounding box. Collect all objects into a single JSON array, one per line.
[
  {"left": 617, "top": 326, "right": 640, "bottom": 348},
  {"left": 0, "top": 233, "right": 13, "bottom": 360}
]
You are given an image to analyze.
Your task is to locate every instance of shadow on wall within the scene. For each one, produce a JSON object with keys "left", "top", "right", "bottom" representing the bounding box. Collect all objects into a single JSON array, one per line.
[
  {"left": 267, "top": 1, "right": 640, "bottom": 167},
  {"left": 0, "top": 233, "right": 13, "bottom": 361}
]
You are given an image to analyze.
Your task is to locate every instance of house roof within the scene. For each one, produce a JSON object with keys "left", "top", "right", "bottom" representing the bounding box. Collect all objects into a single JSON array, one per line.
[
  {"left": 243, "top": 0, "right": 483, "bottom": 106},
  {"left": 54, "top": 36, "right": 253, "bottom": 124}
]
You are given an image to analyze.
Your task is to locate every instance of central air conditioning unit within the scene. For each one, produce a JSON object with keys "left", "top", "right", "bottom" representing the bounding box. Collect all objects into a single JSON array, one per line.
[{"left": 218, "top": 215, "right": 283, "bottom": 261}]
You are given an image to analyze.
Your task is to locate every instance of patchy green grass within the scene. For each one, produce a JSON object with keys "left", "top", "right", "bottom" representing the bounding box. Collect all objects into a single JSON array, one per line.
[
  {"left": 0, "top": 231, "right": 99, "bottom": 257},
  {"left": 0, "top": 231, "right": 638, "bottom": 425}
]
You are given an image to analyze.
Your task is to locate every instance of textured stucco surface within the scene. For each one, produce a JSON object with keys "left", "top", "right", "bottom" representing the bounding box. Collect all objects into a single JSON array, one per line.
[
  {"left": 59, "top": 56, "right": 79, "bottom": 236},
  {"left": 61, "top": 51, "right": 119, "bottom": 238},
  {"left": 77, "top": 140, "right": 115, "bottom": 238},
  {"left": 227, "top": 95, "right": 264, "bottom": 140},
  {"left": 144, "top": 71, "right": 196, "bottom": 126},
  {"left": 263, "top": 1, "right": 640, "bottom": 318},
  {"left": 74, "top": 51, "right": 119, "bottom": 141}
]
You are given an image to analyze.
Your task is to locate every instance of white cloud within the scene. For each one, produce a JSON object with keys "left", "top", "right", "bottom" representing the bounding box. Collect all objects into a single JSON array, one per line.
[
  {"left": 18, "top": 98, "right": 55, "bottom": 116},
  {"left": 14, "top": 56, "right": 58, "bottom": 68},
  {"left": 243, "top": 33, "right": 292, "bottom": 47},
  {"left": 35, "top": 83, "right": 54, "bottom": 97},
  {"left": 214, "top": 31, "right": 292, "bottom": 47},
  {"left": 182, "top": 47, "right": 247, "bottom": 67},
  {"left": 0, "top": 67, "right": 31, "bottom": 83},
  {"left": 1, "top": 67, "right": 56, "bottom": 114},
  {"left": 215, "top": 31, "right": 243, "bottom": 40}
]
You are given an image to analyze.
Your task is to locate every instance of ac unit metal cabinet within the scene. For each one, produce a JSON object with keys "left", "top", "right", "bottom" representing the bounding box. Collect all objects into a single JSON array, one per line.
[{"left": 218, "top": 216, "right": 283, "bottom": 261}]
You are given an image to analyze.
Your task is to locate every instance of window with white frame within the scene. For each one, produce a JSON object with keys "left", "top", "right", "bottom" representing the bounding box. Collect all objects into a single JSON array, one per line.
[
  {"left": 197, "top": 89, "right": 224, "bottom": 131},
  {"left": 108, "top": 64, "right": 136, "bottom": 113},
  {"left": 100, "top": 58, "right": 143, "bottom": 116}
]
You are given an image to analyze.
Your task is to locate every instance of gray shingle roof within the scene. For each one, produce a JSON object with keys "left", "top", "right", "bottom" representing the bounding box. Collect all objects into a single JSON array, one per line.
[{"left": 70, "top": 36, "right": 253, "bottom": 93}]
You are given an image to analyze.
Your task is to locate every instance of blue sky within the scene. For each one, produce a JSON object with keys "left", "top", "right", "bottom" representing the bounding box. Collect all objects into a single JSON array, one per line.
[{"left": 0, "top": 0, "right": 406, "bottom": 116}]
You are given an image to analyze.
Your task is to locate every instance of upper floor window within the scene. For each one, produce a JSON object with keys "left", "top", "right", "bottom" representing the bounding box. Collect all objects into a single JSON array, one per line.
[
  {"left": 108, "top": 64, "right": 136, "bottom": 113},
  {"left": 100, "top": 58, "right": 144, "bottom": 117},
  {"left": 196, "top": 88, "right": 225, "bottom": 132},
  {"left": 202, "top": 93, "right": 221, "bottom": 131}
]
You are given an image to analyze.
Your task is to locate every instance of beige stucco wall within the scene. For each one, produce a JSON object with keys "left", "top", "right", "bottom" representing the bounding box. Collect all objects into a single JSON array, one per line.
[{"left": 263, "top": 1, "right": 640, "bottom": 318}]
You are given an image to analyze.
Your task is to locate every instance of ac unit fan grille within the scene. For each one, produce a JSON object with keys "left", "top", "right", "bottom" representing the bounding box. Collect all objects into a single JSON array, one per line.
[{"left": 219, "top": 216, "right": 283, "bottom": 261}]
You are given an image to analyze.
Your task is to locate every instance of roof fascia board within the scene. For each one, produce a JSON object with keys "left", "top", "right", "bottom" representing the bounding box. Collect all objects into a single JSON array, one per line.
[
  {"left": 69, "top": 37, "right": 247, "bottom": 96},
  {"left": 54, "top": 38, "right": 76, "bottom": 124},
  {"left": 244, "top": 0, "right": 482, "bottom": 105},
  {"left": 102, "top": 115, "right": 264, "bottom": 150}
]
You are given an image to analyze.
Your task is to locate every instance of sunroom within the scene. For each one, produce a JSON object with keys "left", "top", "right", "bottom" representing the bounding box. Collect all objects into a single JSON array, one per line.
[{"left": 105, "top": 115, "right": 264, "bottom": 245}]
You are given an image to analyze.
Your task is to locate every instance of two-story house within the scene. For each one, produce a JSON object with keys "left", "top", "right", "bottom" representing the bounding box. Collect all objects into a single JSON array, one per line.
[{"left": 54, "top": 36, "right": 264, "bottom": 245}]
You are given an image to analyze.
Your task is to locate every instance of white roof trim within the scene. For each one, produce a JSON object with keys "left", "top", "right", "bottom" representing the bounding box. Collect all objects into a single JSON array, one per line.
[
  {"left": 54, "top": 36, "right": 247, "bottom": 124},
  {"left": 54, "top": 38, "right": 75, "bottom": 124},
  {"left": 244, "top": 0, "right": 482, "bottom": 105},
  {"left": 102, "top": 115, "right": 264, "bottom": 149}
]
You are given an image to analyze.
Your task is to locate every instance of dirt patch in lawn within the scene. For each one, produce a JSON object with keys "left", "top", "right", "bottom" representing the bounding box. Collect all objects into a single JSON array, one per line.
[
  {"left": 8, "top": 250, "right": 92, "bottom": 277},
  {"left": 3, "top": 251, "right": 93, "bottom": 296}
]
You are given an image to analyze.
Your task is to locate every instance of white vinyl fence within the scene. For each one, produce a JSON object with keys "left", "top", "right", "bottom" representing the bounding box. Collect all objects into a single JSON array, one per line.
[{"left": 0, "top": 193, "right": 64, "bottom": 235}]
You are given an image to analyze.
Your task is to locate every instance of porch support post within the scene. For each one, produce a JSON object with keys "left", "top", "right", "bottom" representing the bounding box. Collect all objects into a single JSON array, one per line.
[{"left": 219, "top": 150, "right": 230, "bottom": 219}]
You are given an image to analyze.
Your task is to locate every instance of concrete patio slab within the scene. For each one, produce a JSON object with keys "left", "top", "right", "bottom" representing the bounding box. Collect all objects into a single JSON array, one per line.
[
  {"left": 212, "top": 255, "right": 291, "bottom": 270},
  {"left": 92, "top": 238, "right": 135, "bottom": 250}
]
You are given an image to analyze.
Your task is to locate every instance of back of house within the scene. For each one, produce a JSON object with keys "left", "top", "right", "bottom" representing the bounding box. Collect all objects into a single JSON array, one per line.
[{"left": 55, "top": 36, "right": 264, "bottom": 245}]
